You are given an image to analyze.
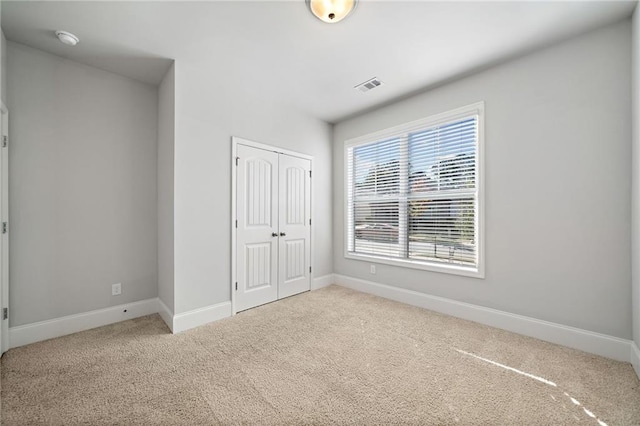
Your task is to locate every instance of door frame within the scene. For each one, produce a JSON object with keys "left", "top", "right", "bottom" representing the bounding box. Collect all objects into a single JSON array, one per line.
[
  {"left": 1, "top": 102, "right": 8, "bottom": 354},
  {"left": 231, "top": 136, "right": 313, "bottom": 315}
]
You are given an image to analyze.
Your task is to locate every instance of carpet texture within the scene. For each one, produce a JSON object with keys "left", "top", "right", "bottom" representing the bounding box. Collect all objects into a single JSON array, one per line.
[{"left": 2, "top": 285, "right": 639, "bottom": 425}]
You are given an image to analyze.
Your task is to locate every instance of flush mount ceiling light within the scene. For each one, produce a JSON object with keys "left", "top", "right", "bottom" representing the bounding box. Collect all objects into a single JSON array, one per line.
[
  {"left": 55, "top": 30, "right": 80, "bottom": 46},
  {"left": 306, "top": 0, "right": 358, "bottom": 24}
]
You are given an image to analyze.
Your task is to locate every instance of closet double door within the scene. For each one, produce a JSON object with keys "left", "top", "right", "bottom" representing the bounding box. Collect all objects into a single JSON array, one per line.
[{"left": 235, "top": 144, "right": 311, "bottom": 312}]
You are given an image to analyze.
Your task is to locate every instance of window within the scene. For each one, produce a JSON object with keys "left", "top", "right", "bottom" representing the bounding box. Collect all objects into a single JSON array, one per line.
[{"left": 345, "top": 103, "right": 484, "bottom": 278}]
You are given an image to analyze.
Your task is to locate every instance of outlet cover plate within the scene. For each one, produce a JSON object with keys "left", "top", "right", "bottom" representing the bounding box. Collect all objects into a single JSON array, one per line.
[{"left": 112, "top": 283, "right": 122, "bottom": 296}]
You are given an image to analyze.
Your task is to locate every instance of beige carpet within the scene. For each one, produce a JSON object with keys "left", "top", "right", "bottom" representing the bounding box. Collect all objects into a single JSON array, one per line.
[{"left": 2, "top": 285, "right": 639, "bottom": 425}]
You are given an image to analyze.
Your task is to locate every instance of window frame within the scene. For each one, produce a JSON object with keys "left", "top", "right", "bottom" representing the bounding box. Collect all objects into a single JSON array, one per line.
[{"left": 343, "top": 102, "right": 485, "bottom": 279}]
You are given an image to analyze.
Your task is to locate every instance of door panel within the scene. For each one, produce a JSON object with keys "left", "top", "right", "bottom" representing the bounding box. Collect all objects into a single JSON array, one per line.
[
  {"left": 246, "top": 158, "right": 273, "bottom": 227},
  {"left": 245, "top": 243, "right": 272, "bottom": 290},
  {"left": 285, "top": 167, "right": 305, "bottom": 225},
  {"left": 278, "top": 155, "right": 311, "bottom": 299},
  {"left": 285, "top": 239, "right": 306, "bottom": 280},
  {"left": 236, "top": 145, "right": 279, "bottom": 312}
]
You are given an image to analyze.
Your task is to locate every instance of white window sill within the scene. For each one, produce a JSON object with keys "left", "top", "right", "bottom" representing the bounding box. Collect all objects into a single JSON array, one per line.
[{"left": 344, "top": 252, "right": 485, "bottom": 279}]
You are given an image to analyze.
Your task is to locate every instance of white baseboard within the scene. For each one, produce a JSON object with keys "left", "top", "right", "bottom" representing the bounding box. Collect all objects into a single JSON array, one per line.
[
  {"left": 9, "top": 276, "right": 637, "bottom": 376},
  {"left": 311, "top": 274, "right": 335, "bottom": 290},
  {"left": 632, "top": 341, "right": 640, "bottom": 380},
  {"left": 172, "top": 301, "right": 232, "bottom": 334},
  {"left": 334, "top": 274, "right": 632, "bottom": 363},
  {"left": 9, "top": 298, "right": 159, "bottom": 349},
  {"left": 157, "top": 298, "right": 174, "bottom": 333},
  {"left": 9, "top": 297, "right": 233, "bottom": 347}
]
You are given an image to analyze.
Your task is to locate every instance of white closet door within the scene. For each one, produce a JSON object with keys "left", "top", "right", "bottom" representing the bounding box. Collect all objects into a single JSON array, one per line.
[
  {"left": 278, "top": 154, "right": 311, "bottom": 299},
  {"left": 236, "top": 145, "right": 279, "bottom": 312}
]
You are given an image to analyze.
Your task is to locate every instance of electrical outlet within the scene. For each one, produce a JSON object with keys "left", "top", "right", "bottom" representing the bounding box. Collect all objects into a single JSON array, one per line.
[
  {"left": 112, "top": 283, "right": 122, "bottom": 296},
  {"left": 370, "top": 264, "right": 376, "bottom": 274}
]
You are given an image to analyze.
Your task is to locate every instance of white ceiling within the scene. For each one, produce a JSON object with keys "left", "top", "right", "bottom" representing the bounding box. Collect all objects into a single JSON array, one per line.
[{"left": 2, "top": 1, "right": 636, "bottom": 123}]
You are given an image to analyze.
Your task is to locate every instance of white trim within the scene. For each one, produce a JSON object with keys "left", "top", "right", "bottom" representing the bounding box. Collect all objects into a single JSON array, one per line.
[
  {"left": 9, "top": 298, "right": 159, "bottom": 349},
  {"left": 0, "top": 102, "right": 8, "bottom": 355},
  {"left": 232, "top": 136, "right": 313, "bottom": 161},
  {"left": 344, "top": 102, "right": 486, "bottom": 149},
  {"left": 157, "top": 298, "right": 174, "bottom": 333},
  {"left": 334, "top": 274, "right": 632, "bottom": 362},
  {"left": 344, "top": 253, "right": 482, "bottom": 278},
  {"left": 230, "top": 136, "right": 314, "bottom": 315},
  {"left": 476, "top": 102, "right": 485, "bottom": 279},
  {"left": 342, "top": 102, "right": 485, "bottom": 279},
  {"left": 632, "top": 341, "right": 640, "bottom": 380},
  {"left": 8, "top": 297, "right": 236, "bottom": 347},
  {"left": 172, "top": 301, "right": 231, "bottom": 334},
  {"left": 231, "top": 139, "right": 238, "bottom": 315},
  {"left": 311, "top": 274, "right": 335, "bottom": 290}
]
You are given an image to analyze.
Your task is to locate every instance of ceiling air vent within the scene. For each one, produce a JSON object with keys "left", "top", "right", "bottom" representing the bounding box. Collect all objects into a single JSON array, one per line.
[{"left": 355, "top": 77, "right": 383, "bottom": 93}]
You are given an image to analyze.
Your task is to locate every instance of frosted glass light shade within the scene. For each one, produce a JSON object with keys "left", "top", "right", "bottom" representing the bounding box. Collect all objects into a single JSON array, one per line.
[{"left": 307, "top": 0, "right": 358, "bottom": 24}]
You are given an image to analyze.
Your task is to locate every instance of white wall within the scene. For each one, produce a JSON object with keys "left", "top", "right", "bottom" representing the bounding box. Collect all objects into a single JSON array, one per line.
[
  {"left": 632, "top": 5, "right": 640, "bottom": 349},
  {"left": 173, "top": 63, "right": 333, "bottom": 315},
  {"left": 158, "top": 63, "right": 175, "bottom": 313},
  {"left": 334, "top": 21, "right": 632, "bottom": 339},
  {"left": 7, "top": 42, "right": 159, "bottom": 326}
]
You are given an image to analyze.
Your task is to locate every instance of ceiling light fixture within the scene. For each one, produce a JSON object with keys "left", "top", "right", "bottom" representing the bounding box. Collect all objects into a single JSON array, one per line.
[
  {"left": 306, "top": 0, "right": 358, "bottom": 24},
  {"left": 55, "top": 30, "right": 80, "bottom": 46}
]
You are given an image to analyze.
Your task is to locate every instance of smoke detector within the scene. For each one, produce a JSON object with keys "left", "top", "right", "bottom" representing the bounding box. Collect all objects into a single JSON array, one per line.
[
  {"left": 355, "top": 77, "right": 383, "bottom": 93},
  {"left": 55, "top": 31, "right": 80, "bottom": 46}
]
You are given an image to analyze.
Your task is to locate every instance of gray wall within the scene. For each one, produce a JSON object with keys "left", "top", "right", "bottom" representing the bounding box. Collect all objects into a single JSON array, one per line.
[
  {"left": 158, "top": 63, "right": 175, "bottom": 313},
  {"left": 7, "top": 42, "right": 159, "bottom": 327},
  {"left": 334, "top": 21, "right": 632, "bottom": 339},
  {"left": 173, "top": 64, "right": 333, "bottom": 315},
  {"left": 1, "top": 30, "right": 6, "bottom": 105},
  {"left": 633, "top": 5, "right": 640, "bottom": 347},
  {"left": 1, "top": 0, "right": 5, "bottom": 105}
]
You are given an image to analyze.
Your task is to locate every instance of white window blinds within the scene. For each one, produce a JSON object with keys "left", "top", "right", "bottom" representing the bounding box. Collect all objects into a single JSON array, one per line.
[{"left": 346, "top": 104, "right": 482, "bottom": 275}]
